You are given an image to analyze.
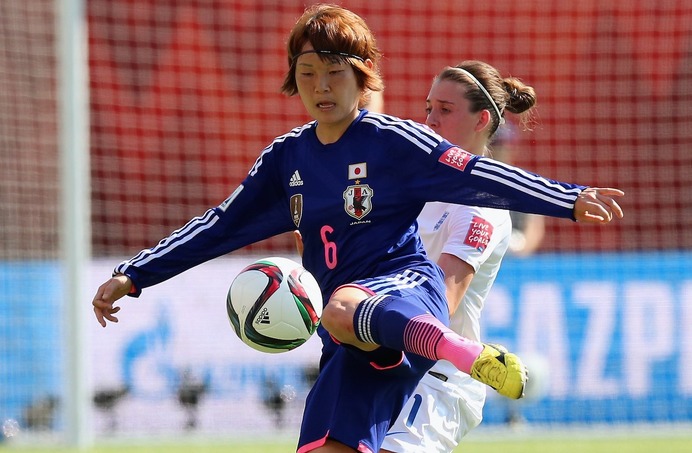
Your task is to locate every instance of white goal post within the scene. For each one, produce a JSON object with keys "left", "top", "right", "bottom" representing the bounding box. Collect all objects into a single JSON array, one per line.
[{"left": 57, "top": 0, "right": 91, "bottom": 447}]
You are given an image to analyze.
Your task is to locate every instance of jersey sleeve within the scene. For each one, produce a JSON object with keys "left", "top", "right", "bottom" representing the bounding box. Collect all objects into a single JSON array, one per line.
[
  {"left": 114, "top": 145, "right": 295, "bottom": 295},
  {"left": 428, "top": 144, "right": 585, "bottom": 220},
  {"left": 439, "top": 205, "right": 507, "bottom": 272}
]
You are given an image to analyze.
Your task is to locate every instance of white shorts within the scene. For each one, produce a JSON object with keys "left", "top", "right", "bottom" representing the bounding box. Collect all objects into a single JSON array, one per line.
[{"left": 380, "top": 360, "right": 486, "bottom": 453}]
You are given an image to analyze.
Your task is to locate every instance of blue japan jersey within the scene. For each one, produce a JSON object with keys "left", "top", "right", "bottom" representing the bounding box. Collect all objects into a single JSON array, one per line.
[{"left": 116, "top": 110, "right": 584, "bottom": 299}]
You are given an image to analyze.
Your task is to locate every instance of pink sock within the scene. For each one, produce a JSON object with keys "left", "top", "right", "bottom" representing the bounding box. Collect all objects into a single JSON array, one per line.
[
  {"left": 435, "top": 331, "right": 484, "bottom": 374},
  {"left": 403, "top": 314, "right": 484, "bottom": 374}
]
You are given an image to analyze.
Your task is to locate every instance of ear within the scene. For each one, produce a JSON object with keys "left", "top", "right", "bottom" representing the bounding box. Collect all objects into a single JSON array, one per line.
[
  {"left": 364, "top": 58, "right": 374, "bottom": 70},
  {"left": 476, "top": 109, "right": 492, "bottom": 133}
]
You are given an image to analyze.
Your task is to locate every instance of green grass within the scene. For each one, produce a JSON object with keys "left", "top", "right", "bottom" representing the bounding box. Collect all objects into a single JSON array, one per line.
[
  {"left": 461, "top": 437, "right": 692, "bottom": 453},
  {"left": 2, "top": 433, "right": 692, "bottom": 453}
]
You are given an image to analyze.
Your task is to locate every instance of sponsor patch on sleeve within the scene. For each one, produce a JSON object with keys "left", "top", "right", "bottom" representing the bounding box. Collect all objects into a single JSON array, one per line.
[
  {"left": 439, "top": 147, "right": 473, "bottom": 172},
  {"left": 464, "top": 215, "right": 494, "bottom": 252}
]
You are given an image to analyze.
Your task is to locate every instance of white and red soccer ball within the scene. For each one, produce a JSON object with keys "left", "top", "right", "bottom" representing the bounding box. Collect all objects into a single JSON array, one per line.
[{"left": 226, "top": 257, "right": 322, "bottom": 353}]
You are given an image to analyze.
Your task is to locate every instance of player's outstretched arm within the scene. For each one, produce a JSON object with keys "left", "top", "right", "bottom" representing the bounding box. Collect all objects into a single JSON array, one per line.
[
  {"left": 573, "top": 187, "right": 625, "bottom": 224},
  {"left": 92, "top": 274, "right": 133, "bottom": 327}
]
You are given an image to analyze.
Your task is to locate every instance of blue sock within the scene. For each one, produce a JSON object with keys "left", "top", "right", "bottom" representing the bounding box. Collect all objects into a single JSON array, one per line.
[
  {"left": 353, "top": 294, "right": 482, "bottom": 372},
  {"left": 353, "top": 294, "right": 427, "bottom": 351}
]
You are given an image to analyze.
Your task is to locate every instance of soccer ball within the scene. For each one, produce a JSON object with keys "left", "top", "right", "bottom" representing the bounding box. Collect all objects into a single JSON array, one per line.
[{"left": 226, "top": 256, "right": 323, "bottom": 353}]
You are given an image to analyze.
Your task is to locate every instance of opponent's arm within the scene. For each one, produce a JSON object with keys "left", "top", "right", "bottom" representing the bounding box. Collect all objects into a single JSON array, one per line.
[{"left": 437, "top": 252, "right": 474, "bottom": 316}]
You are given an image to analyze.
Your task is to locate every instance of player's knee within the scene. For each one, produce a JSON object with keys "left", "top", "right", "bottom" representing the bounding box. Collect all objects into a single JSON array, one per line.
[{"left": 321, "top": 300, "right": 354, "bottom": 342}]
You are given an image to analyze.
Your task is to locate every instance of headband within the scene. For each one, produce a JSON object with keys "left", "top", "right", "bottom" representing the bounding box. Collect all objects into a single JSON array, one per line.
[
  {"left": 453, "top": 67, "right": 505, "bottom": 125},
  {"left": 292, "top": 49, "right": 365, "bottom": 64}
]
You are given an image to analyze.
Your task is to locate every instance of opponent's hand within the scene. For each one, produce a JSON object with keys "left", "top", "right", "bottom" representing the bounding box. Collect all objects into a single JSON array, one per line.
[
  {"left": 92, "top": 274, "right": 132, "bottom": 327},
  {"left": 574, "top": 188, "right": 625, "bottom": 224}
]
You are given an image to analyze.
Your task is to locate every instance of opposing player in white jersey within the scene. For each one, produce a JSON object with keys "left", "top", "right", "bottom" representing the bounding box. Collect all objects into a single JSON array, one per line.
[
  {"left": 381, "top": 61, "right": 536, "bottom": 453},
  {"left": 92, "top": 6, "right": 625, "bottom": 452}
]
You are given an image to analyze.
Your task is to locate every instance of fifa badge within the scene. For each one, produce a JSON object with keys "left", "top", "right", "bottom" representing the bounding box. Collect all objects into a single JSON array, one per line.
[{"left": 290, "top": 194, "right": 303, "bottom": 227}]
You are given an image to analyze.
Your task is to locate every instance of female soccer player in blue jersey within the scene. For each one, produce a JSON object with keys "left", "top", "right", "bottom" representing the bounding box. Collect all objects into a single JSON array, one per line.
[
  {"left": 92, "top": 5, "right": 624, "bottom": 453},
  {"left": 381, "top": 61, "right": 539, "bottom": 453}
]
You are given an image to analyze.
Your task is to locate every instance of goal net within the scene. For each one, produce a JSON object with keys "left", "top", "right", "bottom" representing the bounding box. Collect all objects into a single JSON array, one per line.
[
  {"left": 0, "top": 0, "right": 63, "bottom": 441},
  {"left": 1, "top": 0, "right": 691, "bottom": 444}
]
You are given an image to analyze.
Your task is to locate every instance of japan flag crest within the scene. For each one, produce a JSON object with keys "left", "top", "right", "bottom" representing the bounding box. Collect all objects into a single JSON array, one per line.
[
  {"left": 343, "top": 184, "right": 373, "bottom": 220},
  {"left": 348, "top": 162, "right": 367, "bottom": 180}
]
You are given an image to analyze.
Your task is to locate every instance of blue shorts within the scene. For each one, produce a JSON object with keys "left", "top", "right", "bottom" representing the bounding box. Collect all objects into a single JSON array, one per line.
[{"left": 297, "top": 264, "right": 449, "bottom": 453}]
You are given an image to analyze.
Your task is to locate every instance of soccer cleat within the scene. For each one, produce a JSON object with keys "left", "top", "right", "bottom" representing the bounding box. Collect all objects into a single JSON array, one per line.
[{"left": 470, "top": 343, "right": 527, "bottom": 399}]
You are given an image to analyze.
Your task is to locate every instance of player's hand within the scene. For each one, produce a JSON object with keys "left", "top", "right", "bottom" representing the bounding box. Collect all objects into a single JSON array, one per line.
[
  {"left": 294, "top": 230, "right": 304, "bottom": 257},
  {"left": 573, "top": 187, "right": 624, "bottom": 224},
  {"left": 92, "top": 274, "right": 132, "bottom": 327}
]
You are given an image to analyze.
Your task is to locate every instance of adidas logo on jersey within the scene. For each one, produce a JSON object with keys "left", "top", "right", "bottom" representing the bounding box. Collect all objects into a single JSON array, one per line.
[{"left": 289, "top": 170, "right": 304, "bottom": 187}]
